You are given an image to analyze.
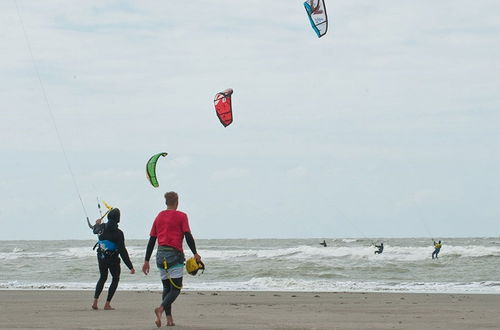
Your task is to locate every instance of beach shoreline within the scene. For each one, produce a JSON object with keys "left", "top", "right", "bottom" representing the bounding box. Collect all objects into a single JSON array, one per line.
[{"left": 1, "top": 290, "right": 500, "bottom": 329}]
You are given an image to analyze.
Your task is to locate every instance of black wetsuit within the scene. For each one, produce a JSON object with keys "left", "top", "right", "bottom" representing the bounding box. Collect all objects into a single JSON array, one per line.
[
  {"left": 374, "top": 244, "right": 384, "bottom": 254},
  {"left": 93, "top": 209, "right": 133, "bottom": 302}
]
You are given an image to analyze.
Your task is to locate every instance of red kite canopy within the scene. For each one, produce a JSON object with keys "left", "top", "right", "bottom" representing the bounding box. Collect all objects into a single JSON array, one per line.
[{"left": 214, "top": 88, "right": 233, "bottom": 127}]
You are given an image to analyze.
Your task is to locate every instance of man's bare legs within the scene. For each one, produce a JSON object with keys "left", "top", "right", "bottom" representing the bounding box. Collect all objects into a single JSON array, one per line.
[
  {"left": 154, "top": 305, "right": 175, "bottom": 327},
  {"left": 167, "top": 315, "right": 175, "bottom": 326},
  {"left": 103, "top": 301, "right": 115, "bottom": 310},
  {"left": 154, "top": 306, "right": 163, "bottom": 327},
  {"left": 91, "top": 299, "right": 115, "bottom": 310}
]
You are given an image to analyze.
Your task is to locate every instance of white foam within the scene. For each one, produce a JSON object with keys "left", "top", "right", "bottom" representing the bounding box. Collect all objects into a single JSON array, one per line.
[
  {"left": 185, "top": 278, "right": 500, "bottom": 294},
  {"left": 5, "top": 242, "right": 500, "bottom": 262},
  {"left": 202, "top": 244, "right": 500, "bottom": 263},
  {"left": 3, "top": 277, "right": 500, "bottom": 294},
  {"left": 2, "top": 239, "right": 500, "bottom": 294},
  {"left": 341, "top": 239, "right": 357, "bottom": 243}
]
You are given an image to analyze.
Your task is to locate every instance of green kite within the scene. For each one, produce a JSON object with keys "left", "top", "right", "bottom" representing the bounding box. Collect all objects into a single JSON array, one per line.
[{"left": 146, "top": 152, "right": 168, "bottom": 187}]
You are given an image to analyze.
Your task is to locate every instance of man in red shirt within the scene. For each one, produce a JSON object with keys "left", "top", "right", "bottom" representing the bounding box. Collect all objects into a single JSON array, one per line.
[{"left": 142, "top": 191, "right": 201, "bottom": 327}]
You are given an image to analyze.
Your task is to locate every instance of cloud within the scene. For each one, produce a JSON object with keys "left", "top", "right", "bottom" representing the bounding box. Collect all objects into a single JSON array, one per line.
[
  {"left": 286, "top": 166, "right": 308, "bottom": 178},
  {"left": 210, "top": 168, "right": 250, "bottom": 181}
]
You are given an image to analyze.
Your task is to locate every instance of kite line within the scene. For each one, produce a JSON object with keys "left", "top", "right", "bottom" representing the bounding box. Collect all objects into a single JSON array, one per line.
[{"left": 15, "top": 1, "right": 90, "bottom": 223}]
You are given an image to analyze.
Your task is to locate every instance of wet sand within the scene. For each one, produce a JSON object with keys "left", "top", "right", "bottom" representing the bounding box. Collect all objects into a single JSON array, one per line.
[{"left": 1, "top": 290, "right": 499, "bottom": 329}]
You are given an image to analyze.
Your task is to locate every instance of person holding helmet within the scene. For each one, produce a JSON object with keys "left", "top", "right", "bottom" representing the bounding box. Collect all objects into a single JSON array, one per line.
[
  {"left": 186, "top": 256, "right": 205, "bottom": 275},
  {"left": 142, "top": 191, "right": 202, "bottom": 327}
]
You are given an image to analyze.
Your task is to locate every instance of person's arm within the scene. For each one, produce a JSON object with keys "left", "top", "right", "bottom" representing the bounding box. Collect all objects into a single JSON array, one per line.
[
  {"left": 142, "top": 236, "right": 157, "bottom": 275},
  {"left": 145, "top": 236, "right": 157, "bottom": 262},
  {"left": 184, "top": 232, "right": 197, "bottom": 254},
  {"left": 182, "top": 215, "right": 201, "bottom": 261},
  {"left": 117, "top": 231, "right": 134, "bottom": 271},
  {"left": 184, "top": 232, "right": 201, "bottom": 261},
  {"left": 93, "top": 222, "right": 105, "bottom": 235}
]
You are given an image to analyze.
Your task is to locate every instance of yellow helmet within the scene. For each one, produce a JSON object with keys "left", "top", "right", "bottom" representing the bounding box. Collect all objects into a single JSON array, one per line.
[{"left": 186, "top": 257, "right": 205, "bottom": 276}]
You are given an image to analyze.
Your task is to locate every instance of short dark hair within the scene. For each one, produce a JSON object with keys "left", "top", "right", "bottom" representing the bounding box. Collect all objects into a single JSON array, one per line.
[{"left": 164, "top": 191, "right": 178, "bottom": 206}]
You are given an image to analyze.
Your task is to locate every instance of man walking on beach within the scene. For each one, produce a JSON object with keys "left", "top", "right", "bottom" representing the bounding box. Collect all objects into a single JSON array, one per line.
[{"left": 142, "top": 191, "right": 202, "bottom": 327}]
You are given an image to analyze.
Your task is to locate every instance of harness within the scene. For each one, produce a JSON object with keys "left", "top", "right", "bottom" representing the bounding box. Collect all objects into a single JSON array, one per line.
[
  {"left": 93, "top": 240, "right": 118, "bottom": 260},
  {"left": 163, "top": 257, "right": 183, "bottom": 290},
  {"left": 158, "top": 246, "right": 184, "bottom": 290}
]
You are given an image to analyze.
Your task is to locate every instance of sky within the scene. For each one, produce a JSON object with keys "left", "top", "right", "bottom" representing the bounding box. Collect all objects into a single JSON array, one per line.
[{"left": 0, "top": 1, "right": 499, "bottom": 240}]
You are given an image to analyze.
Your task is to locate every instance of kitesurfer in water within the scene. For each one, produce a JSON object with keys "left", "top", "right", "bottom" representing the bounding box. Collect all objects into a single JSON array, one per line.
[
  {"left": 142, "top": 191, "right": 202, "bottom": 327},
  {"left": 432, "top": 240, "right": 442, "bottom": 259},
  {"left": 374, "top": 242, "right": 384, "bottom": 254},
  {"left": 91, "top": 208, "right": 135, "bottom": 310},
  {"left": 320, "top": 240, "right": 327, "bottom": 247}
]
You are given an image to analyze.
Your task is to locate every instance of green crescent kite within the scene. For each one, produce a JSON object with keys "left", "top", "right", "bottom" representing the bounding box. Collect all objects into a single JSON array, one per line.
[{"left": 146, "top": 152, "right": 168, "bottom": 187}]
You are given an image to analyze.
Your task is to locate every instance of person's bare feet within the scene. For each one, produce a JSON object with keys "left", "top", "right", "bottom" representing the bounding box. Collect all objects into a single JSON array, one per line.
[
  {"left": 166, "top": 315, "right": 175, "bottom": 326},
  {"left": 154, "top": 307, "right": 162, "bottom": 328},
  {"left": 103, "top": 302, "right": 115, "bottom": 310},
  {"left": 91, "top": 299, "right": 98, "bottom": 310}
]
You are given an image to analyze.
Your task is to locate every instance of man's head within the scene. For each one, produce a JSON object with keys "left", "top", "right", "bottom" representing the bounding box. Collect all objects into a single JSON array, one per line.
[
  {"left": 107, "top": 208, "right": 120, "bottom": 223},
  {"left": 438, "top": 240, "right": 441, "bottom": 244},
  {"left": 164, "top": 191, "right": 179, "bottom": 209}
]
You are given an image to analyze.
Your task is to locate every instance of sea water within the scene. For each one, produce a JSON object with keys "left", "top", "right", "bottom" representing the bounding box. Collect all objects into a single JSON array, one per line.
[{"left": 1, "top": 238, "right": 500, "bottom": 293}]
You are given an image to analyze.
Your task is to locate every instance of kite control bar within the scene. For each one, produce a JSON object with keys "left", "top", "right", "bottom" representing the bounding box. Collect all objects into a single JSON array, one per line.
[{"left": 86, "top": 200, "right": 113, "bottom": 229}]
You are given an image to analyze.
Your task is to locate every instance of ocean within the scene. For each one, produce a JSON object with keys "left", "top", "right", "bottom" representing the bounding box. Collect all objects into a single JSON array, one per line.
[{"left": 1, "top": 238, "right": 500, "bottom": 293}]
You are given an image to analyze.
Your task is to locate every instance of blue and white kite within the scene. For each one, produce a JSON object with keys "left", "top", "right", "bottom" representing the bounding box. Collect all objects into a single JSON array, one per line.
[{"left": 304, "top": 0, "right": 328, "bottom": 38}]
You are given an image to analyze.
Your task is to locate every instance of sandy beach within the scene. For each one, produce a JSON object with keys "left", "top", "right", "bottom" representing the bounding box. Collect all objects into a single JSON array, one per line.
[{"left": 1, "top": 290, "right": 499, "bottom": 330}]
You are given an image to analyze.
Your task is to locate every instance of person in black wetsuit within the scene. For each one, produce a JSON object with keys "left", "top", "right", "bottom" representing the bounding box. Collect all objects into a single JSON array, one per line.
[
  {"left": 91, "top": 208, "right": 135, "bottom": 310},
  {"left": 374, "top": 242, "right": 384, "bottom": 254}
]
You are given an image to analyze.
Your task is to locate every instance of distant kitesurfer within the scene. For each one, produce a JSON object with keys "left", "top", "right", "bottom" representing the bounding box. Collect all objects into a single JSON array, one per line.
[
  {"left": 91, "top": 208, "right": 135, "bottom": 310},
  {"left": 142, "top": 191, "right": 202, "bottom": 328},
  {"left": 320, "top": 240, "right": 327, "bottom": 247},
  {"left": 432, "top": 240, "right": 442, "bottom": 259},
  {"left": 374, "top": 242, "right": 384, "bottom": 254}
]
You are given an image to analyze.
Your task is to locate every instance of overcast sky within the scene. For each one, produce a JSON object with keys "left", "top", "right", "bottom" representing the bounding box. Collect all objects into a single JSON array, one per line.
[{"left": 1, "top": 1, "right": 499, "bottom": 240}]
